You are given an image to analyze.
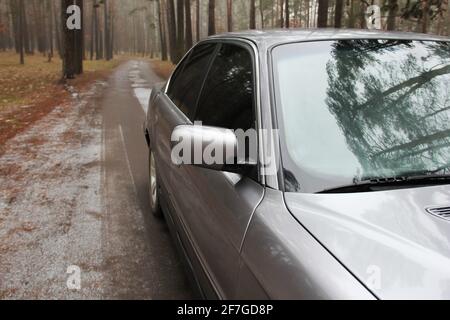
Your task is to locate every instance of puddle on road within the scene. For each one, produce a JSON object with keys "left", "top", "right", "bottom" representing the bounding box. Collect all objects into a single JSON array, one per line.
[
  {"left": 128, "top": 61, "right": 152, "bottom": 114},
  {"left": 134, "top": 88, "right": 152, "bottom": 114}
]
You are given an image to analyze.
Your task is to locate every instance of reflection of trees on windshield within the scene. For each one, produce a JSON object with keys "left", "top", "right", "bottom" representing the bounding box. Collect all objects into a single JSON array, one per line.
[{"left": 325, "top": 40, "right": 450, "bottom": 179}]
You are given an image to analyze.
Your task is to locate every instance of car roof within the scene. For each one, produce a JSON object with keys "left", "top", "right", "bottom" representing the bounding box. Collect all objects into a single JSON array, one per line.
[{"left": 208, "top": 28, "right": 450, "bottom": 47}]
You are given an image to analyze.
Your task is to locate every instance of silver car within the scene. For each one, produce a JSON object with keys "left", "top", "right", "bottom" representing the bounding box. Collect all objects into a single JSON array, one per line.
[{"left": 144, "top": 29, "right": 450, "bottom": 299}]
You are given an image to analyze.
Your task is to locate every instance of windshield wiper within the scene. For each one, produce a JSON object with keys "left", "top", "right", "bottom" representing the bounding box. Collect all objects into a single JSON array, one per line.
[{"left": 319, "top": 174, "right": 450, "bottom": 194}]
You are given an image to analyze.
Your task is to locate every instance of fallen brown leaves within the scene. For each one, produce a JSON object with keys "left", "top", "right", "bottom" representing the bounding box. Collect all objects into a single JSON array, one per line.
[{"left": 0, "top": 52, "right": 122, "bottom": 155}]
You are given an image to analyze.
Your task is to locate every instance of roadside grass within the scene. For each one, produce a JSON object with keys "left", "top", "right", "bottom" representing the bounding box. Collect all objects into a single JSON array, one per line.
[
  {"left": 0, "top": 52, "right": 62, "bottom": 111},
  {"left": 0, "top": 51, "right": 122, "bottom": 152},
  {"left": 0, "top": 51, "right": 121, "bottom": 111}
]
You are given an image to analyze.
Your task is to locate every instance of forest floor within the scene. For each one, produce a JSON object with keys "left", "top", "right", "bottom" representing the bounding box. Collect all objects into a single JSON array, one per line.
[
  {"left": 0, "top": 52, "right": 122, "bottom": 156},
  {"left": 0, "top": 57, "right": 192, "bottom": 299}
]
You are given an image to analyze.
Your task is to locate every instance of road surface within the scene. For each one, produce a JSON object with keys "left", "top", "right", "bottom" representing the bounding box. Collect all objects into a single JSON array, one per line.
[
  {"left": 100, "top": 60, "right": 194, "bottom": 299},
  {"left": 0, "top": 60, "right": 194, "bottom": 299}
]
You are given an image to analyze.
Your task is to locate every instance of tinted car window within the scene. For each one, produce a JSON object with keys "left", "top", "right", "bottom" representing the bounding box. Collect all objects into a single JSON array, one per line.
[
  {"left": 167, "top": 43, "right": 217, "bottom": 119},
  {"left": 195, "top": 43, "right": 255, "bottom": 131},
  {"left": 273, "top": 40, "right": 450, "bottom": 193}
]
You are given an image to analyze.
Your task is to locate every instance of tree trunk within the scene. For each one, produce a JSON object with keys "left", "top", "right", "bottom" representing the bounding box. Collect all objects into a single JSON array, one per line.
[
  {"left": 285, "top": 0, "right": 289, "bottom": 28},
  {"left": 18, "top": 0, "right": 24, "bottom": 64},
  {"left": 52, "top": 0, "right": 62, "bottom": 58},
  {"left": 422, "top": 0, "right": 430, "bottom": 33},
  {"left": 166, "top": 0, "right": 178, "bottom": 62},
  {"left": 445, "top": 0, "right": 450, "bottom": 36},
  {"left": 31, "top": 0, "right": 39, "bottom": 54},
  {"left": 95, "top": 1, "right": 102, "bottom": 60},
  {"left": 99, "top": 20, "right": 103, "bottom": 58},
  {"left": 359, "top": 1, "right": 366, "bottom": 29},
  {"left": 110, "top": 2, "right": 114, "bottom": 57},
  {"left": 31, "top": 1, "right": 40, "bottom": 53},
  {"left": 0, "top": 0, "right": 4, "bottom": 50},
  {"left": 20, "top": 0, "right": 31, "bottom": 54},
  {"left": 157, "top": 0, "right": 168, "bottom": 60},
  {"left": 90, "top": 0, "right": 95, "bottom": 60},
  {"left": 62, "top": 0, "right": 75, "bottom": 79},
  {"left": 271, "top": 0, "right": 275, "bottom": 28},
  {"left": 208, "top": 0, "right": 215, "bottom": 36},
  {"left": 279, "top": 0, "right": 284, "bottom": 27},
  {"left": 8, "top": 0, "right": 19, "bottom": 53},
  {"left": 259, "top": 0, "right": 264, "bottom": 29},
  {"left": 386, "top": 0, "right": 398, "bottom": 31},
  {"left": 176, "top": 0, "right": 184, "bottom": 62},
  {"left": 104, "top": 0, "right": 111, "bottom": 60},
  {"left": 47, "top": 0, "right": 54, "bottom": 61},
  {"left": 185, "top": 0, "right": 193, "bottom": 51},
  {"left": 334, "top": 0, "right": 343, "bottom": 28},
  {"left": 75, "top": 0, "right": 83, "bottom": 74},
  {"left": 227, "top": 0, "right": 233, "bottom": 32},
  {"left": 317, "top": 0, "right": 329, "bottom": 28},
  {"left": 305, "top": 0, "right": 310, "bottom": 27},
  {"left": 250, "top": 0, "right": 256, "bottom": 29},
  {"left": 196, "top": 0, "right": 200, "bottom": 41}
]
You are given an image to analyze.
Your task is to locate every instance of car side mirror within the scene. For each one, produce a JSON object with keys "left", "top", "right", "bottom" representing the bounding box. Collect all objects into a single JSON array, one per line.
[{"left": 170, "top": 125, "right": 257, "bottom": 174}]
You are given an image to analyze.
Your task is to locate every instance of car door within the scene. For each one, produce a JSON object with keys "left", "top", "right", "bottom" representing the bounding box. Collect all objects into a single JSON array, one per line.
[
  {"left": 169, "top": 41, "right": 265, "bottom": 299},
  {"left": 151, "top": 42, "right": 218, "bottom": 209}
]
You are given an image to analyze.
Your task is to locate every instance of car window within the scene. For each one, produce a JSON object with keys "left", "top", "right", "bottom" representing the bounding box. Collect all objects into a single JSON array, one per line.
[
  {"left": 273, "top": 40, "right": 450, "bottom": 193},
  {"left": 195, "top": 43, "right": 255, "bottom": 131},
  {"left": 167, "top": 43, "right": 217, "bottom": 119}
]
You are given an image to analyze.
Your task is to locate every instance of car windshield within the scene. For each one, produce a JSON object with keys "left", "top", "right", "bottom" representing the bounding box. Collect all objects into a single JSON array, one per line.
[{"left": 272, "top": 39, "right": 450, "bottom": 193}]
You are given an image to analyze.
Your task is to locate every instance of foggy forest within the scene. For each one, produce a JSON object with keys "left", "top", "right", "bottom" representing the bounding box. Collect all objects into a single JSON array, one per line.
[{"left": 0, "top": 0, "right": 449, "bottom": 68}]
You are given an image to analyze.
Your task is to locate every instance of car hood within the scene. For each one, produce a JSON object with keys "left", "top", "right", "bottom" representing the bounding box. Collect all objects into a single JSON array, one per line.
[{"left": 284, "top": 185, "right": 450, "bottom": 299}]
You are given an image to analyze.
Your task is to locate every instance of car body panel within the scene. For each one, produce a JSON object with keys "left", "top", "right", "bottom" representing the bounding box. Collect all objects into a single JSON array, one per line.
[
  {"left": 209, "top": 28, "right": 449, "bottom": 49},
  {"left": 239, "top": 188, "right": 375, "bottom": 299},
  {"left": 285, "top": 185, "right": 450, "bottom": 299}
]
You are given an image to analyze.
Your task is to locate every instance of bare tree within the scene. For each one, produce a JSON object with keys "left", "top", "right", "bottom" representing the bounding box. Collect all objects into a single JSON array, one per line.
[
  {"left": 104, "top": 0, "right": 112, "bottom": 60},
  {"left": 279, "top": 0, "right": 284, "bottom": 27},
  {"left": 196, "top": 0, "right": 200, "bottom": 41},
  {"left": 52, "top": 0, "right": 62, "bottom": 58},
  {"left": 176, "top": 0, "right": 184, "bottom": 61},
  {"left": 285, "top": 0, "right": 289, "bottom": 28},
  {"left": 185, "top": 0, "right": 193, "bottom": 51},
  {"left": 62, "top": 0, "right": 76, "bottom": 78},
  {"left": 75, "top": 0, "right": 84, "bottom": 74},
  {"left": 3, "top": 0, "right": 448, "bottom": 70},
  {"left": 156, "top": 0, "right": 168, "bottom": 60},
  {"left": 90, "top": 0, "right": 96, "bottom": 60},
  {"left": 334, "top": 0, "right": 343, "bottom": 28},
  {"left": 227, "top": 0, "right": 233, "bottom": 32},
  {"left": 47, "top": 0, "right": 54, "bottom": 61},
  {"left": 386, "top": 0, "right": 398, "bottom": 31},
  {"left": 208, "top": 0, "right": 215, "bottom": 36},
  {"left": 95, "top": 0, "right": 102, "bottom": 60},
  {"left": 259, "top": 0, "right": 265, "bottom": 28},
  {"left": 250, "top": 0, "right": 256, "bottom": 29},
  {"left": 20, "top": 0, "right": 31, "bottom": 54},
  {"left": 166, "top": 0, "right": 177, "bottom": 61},
  {"left": 317, "top": 0, "right": 329, "bottom": 27},
  {"left": 422, "top": 0, "right": 431, "bottom": 33},
  {"left": 17, "top": 0, "right": 24, "bottom": 64}
]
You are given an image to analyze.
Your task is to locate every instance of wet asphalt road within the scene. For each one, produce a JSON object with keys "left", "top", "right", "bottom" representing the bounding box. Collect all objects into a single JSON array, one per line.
[
  {"left": 99, "top": 60, "right": 193, "bottom": 299},
  {"left": 0, "top": 60, "right": 193, "bottom": 299}
]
